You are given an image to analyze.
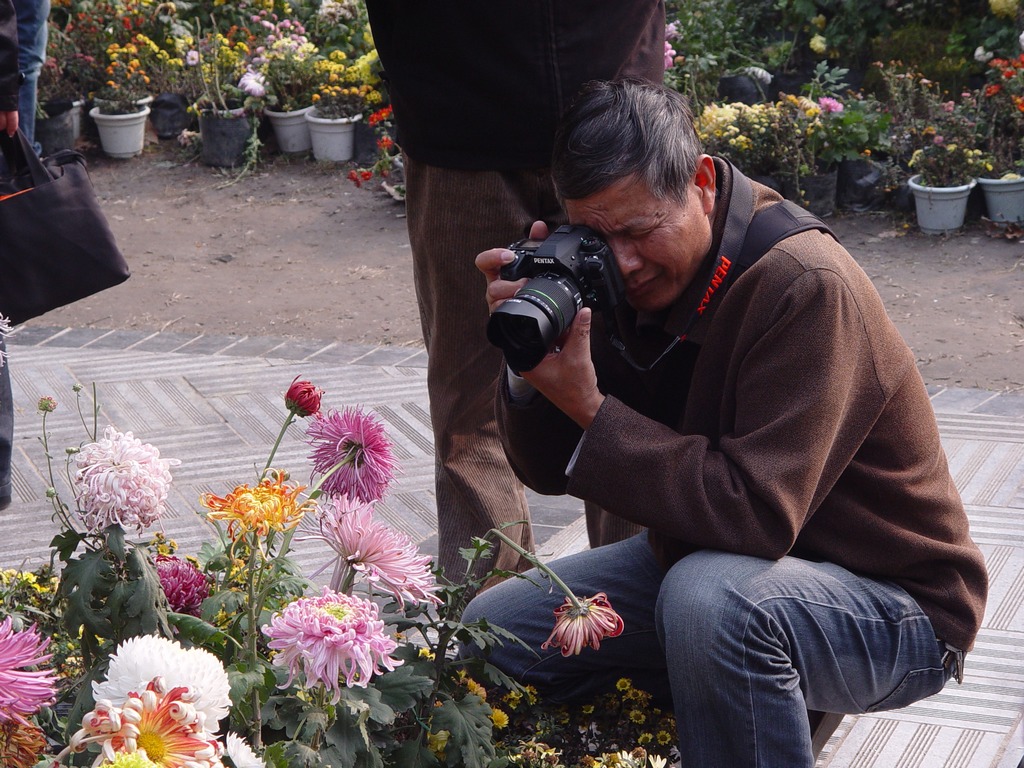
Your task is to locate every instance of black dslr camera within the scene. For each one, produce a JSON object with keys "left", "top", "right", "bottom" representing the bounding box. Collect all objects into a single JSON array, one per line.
[{"left": 486, "top": 224, "right": 625, "bottom": 373}]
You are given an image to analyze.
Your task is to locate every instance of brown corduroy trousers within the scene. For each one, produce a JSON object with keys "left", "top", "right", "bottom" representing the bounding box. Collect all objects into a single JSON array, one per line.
[{"left": 404, "top": 158, "right": 643, "bottom": 583}]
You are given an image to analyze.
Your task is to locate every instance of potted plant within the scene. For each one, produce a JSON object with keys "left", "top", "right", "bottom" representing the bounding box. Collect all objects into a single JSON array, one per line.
[
  {"left": 975, "top": 55, "right": 1024, "bottom": 225},
  {"left": 88, "top": 43, "right": 153, "bottom": 158},
  {"left": 183, "top": 25, "right": 261, "bottom": 167},
  {"left": 35, "top": 55, "right": 80, "bottom": 154},
  {"left": 306, "top": 51, "right": 381, "bottom": 162},
  {"left": 126, "top": 32, "right": 192, "bottom": 140},
  {"left": 907, "top": 136, "right": 991, "bottom": 234},
  {"left": 255, "top": 13, "right": 323, "bottom": 154}
]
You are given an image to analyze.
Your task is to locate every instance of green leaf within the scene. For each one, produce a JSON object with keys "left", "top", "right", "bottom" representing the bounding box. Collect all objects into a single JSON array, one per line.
[
  {"left": 58, "top": 549, "right": 115, "bottom": 640},
  {"left": 323, "top": 701, "right": 371, "bottom": 768},
  {"left": 387, "top": 740, "right": 441, "bottom": 768},
  {"left": 339, "top": 684, "right": 395, "bottom": 727},
  {"left": 368, "top": 665, "right": 434, "bottom": 715},
  {"left": 167, "top": 612, "right": 232, "bottom": 651},
  {"left": 279, "top": 740, "right": 323, "bottom": 768},
  {"left": 430, "top": 695, "right": 495, "bottom": 768},
  {"left": 103, "top": 524, "right": 127, "bottom": 560},
  {"left": 228, "top": 664, "right": 272, "bottom": 712},
  {"left": 49, "top": 529, "right": 85, "bottom": 562}
]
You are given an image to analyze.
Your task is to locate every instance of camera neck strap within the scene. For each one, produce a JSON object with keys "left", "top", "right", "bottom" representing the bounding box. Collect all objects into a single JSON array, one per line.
[{"left": 608, "top": 162, "right": 835, "bottom": 372}]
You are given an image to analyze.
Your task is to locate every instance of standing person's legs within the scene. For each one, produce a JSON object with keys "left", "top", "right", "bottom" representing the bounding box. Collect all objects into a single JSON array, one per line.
[
  {"left": 14, "top": 0, "right": 49, "bottom": 150},
  {"left": 656, "top": 550, "right": 952, "bottom": 768},
  {"left": 403, "top": 160, "right": 563, "bottom": 583}
]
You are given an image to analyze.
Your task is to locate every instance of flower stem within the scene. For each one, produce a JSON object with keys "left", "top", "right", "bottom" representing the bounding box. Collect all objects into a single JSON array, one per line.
[
  {"left": 488, "top": 527, "right": 583, "bottom": 611},
  {"left": 263, "top": 408, "right": 298, "bottom": 476}
]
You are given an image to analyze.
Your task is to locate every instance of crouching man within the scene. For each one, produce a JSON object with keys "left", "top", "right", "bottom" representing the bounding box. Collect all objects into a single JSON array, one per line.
[{"left": 463, "top": 79, "right": 988, "bottom": 767}]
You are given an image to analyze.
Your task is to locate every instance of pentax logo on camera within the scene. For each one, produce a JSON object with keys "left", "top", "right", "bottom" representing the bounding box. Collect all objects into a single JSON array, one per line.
[{"left": 533, "top": 257, "right": 556, "bottom": 265}]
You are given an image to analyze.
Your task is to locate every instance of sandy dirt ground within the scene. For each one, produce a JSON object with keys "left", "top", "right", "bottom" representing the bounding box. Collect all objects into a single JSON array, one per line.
[{"left": 26, "top": 139, "right": 1024, "bottom": 392}]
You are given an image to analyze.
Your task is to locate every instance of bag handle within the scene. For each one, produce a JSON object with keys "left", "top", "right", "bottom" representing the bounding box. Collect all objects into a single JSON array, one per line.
[{"left": 0, "top": 130, "right": 56, "bottom": 187}]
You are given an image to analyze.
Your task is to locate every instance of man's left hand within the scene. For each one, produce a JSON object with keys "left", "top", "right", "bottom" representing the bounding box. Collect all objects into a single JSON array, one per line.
[{"left": 520, "top": 306, "right": 605, "bottom": 430}]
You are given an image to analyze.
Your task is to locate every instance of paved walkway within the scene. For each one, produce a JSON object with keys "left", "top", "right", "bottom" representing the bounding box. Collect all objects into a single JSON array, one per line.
[{"left": 1, "top": 325, "right": 1021, "bottom": 768}]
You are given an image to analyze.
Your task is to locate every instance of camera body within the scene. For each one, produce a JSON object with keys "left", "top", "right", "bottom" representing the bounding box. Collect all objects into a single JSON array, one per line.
[{"left": 486, "top": 224, "right": 625, "bottom": 373}]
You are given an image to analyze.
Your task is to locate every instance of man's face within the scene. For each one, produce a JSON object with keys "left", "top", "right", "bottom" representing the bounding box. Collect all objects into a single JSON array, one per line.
[{"left": 564, "top": 157, "right": 717, "bottom": 313}]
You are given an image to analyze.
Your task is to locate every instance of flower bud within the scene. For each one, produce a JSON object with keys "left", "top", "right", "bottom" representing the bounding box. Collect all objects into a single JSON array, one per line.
[
  {"left": 37, "top": 396, "right": 58, "bottom": 413},
  {"left": 284, "top": 377, "right": 324, "bottom": 417}
]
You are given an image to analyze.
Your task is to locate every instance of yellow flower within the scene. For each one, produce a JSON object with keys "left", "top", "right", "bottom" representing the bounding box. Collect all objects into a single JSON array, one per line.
[
  {"left": 201, "top": 470, "right": 315, "bottom": 538},
  {"left": 464, "top": 677, "right": 487, "bottom": 700},
  {"left": 809, "top": 34, "right": 827, "bottom": 55},
  {"left": 989, "top": 0, "right": 1018, "bottom": 18},
  {"left": 427, "top": 729, "right": 450, "bottom": 757},
  {"left": 490, "top": 708, "right": 509, "bottom": 729},
  {"left": 812, "top": 13, "right": 826, "bottom": 29},
  {"left": 615, "top": 678, "right": 632, "bottom": 692}
]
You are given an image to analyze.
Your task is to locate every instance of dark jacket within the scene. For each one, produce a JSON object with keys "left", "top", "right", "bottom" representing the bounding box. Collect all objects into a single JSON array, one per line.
[
  {"left": 0, "top": 0, "right": 17, "bottom": 112},
  {"left": 364, "top": 1, "right": 666, "bottom": 170},
  {"left": 496, "top": 161, "right": 988, "bottom": 653}
]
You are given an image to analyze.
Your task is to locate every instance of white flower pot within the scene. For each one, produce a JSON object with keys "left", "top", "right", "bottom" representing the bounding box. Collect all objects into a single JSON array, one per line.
[
  {"left": 306, "top": 110, "right": 361, "bottom": 162},
  {"left": 89, "top": 105, "right": 150, "bottom": 159},
  {"left": 266, "top": 106, "right": 313, "bottom": 153},
  {"left": 907, "top": 175, "right": 976, "bottom": 235},
  {"left": 976, "top": 176, "right": 1024, "bottom": 225}
]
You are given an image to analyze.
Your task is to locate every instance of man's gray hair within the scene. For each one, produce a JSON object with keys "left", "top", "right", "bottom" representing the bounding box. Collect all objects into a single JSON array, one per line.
[{"left": 551, "top": 79, "right": 703, "bottom": 206}]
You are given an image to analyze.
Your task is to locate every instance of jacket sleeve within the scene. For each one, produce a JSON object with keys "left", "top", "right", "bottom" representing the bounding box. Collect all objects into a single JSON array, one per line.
[
  {"left": 0, "top": 0, "right": 19, "bottom": 112},
  {"left": 496, "top": 368, "right": 587, "bottom": 497},
  {"left": 564, "top": 265, "right": 906, "bottom": 560}
]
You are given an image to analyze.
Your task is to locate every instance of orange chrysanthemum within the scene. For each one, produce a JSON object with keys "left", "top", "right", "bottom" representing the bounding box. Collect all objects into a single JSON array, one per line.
[{"left": 201, "top": 470, "right": 315, "bottom": 538}]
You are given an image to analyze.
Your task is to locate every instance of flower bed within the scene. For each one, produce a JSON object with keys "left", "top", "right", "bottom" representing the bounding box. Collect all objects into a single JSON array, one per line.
[{"left": 1, "top": 378, "right": 673, "bottom": 768}]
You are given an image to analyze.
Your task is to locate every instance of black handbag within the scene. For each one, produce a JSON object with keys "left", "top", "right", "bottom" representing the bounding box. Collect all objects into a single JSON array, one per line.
[{"left": 0, "top": 130, "right": 130, "bottom": 325}]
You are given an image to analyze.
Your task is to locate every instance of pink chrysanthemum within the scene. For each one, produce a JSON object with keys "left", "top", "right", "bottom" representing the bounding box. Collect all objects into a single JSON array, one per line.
[
  {"left": 306, "top": 495, "right": 439, "bottom": 606},
  {"left": 818, "top": 96, "right": 844, "bottom": 113},
  {"left": 263, "top": 588, "right": 402, "bottom": 701},
  {"left": 305, "top": 407, "right": 398, "bottom": 503},
  {"left": 73, "top": 426, "right": 180, "bottom": 534},
  {"left": 0, "top": 618, "right": 57, "bottom": 726},
  {"left": 541, "top": 592, "right": 625, "bottom": 657},
  {"left": 155, "top": 555, "right": 212, "bottom": 616}
]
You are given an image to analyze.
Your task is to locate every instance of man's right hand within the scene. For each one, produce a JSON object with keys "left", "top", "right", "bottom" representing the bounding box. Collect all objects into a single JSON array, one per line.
[{"left": 476, "top": 220, "right": 550, "bottom": 313}]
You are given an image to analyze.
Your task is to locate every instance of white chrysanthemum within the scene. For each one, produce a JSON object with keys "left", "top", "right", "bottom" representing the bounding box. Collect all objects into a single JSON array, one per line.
[
  {"left": 92, "top": 635, "right": 231, "bottom": 727},
  {"left": 73, "top": 426, "right": 179, "bottom": 534},
  {"left": 225, "top": 732, "right": 265, "bottom": 768}
]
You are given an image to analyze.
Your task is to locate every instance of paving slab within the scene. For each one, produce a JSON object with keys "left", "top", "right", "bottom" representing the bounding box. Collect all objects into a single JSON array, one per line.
[{"left": 0, "top": 331, "right": 1020, "bottom": 768}]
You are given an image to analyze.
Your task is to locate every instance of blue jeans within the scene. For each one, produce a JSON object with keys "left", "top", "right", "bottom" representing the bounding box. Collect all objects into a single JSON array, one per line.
[
  {"left": 462, "top": 534, "right": 952, "bottom": 767},
  {"left": 14, "top": 0, "right": 50, "bottom": 149}
]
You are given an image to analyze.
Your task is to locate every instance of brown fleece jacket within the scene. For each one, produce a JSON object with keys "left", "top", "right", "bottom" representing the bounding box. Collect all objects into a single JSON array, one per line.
[{"left": 497, "top": 161, "right": 988, "bottom": 653}]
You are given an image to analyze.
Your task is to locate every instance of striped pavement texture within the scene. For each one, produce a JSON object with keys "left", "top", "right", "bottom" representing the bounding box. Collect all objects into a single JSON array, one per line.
[{"left": 0, "top": 329, "right": 1020, "bottom": 768}]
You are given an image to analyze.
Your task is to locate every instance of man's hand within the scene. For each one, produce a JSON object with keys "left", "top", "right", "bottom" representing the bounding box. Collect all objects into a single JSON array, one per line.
[
  {"left": 475, "top": 220, "right": 605, "bottom": 429},
  {"left": 476, "top": 220, "right": 550, "bottom": 313},
  {"left": 0, "top": 110, "right": 18, "bottom": 137}
]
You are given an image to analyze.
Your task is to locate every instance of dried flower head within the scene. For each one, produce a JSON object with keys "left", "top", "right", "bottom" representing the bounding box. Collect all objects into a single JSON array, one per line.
[
  {"left": 541, "top": 592, "right": 624, "bottom": 657},
  {"left": 0, "top": 719, "right": 47, "bottom": 768},
  {"left": 73, "top": 426, "right": 179, "bottom": 534}
]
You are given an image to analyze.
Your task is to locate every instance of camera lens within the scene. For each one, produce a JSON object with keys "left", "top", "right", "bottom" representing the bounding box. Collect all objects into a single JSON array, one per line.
[{"left": 486, "top": 274, "right": 581, "bottom": 373}]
